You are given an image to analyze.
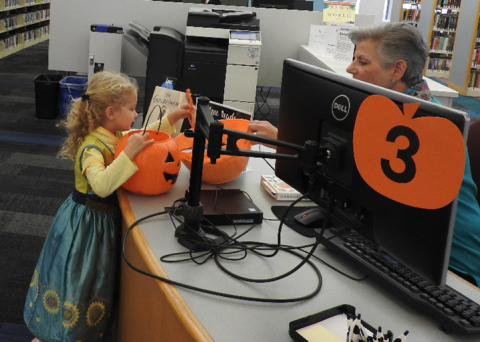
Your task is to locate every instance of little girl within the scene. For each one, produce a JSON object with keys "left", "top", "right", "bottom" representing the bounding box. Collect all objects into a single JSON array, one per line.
[{"left": 24, "top": 71, "right": 191, "bottom": 342}]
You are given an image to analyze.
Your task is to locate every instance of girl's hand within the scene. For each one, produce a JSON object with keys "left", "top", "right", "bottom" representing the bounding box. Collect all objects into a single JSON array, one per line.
[
  {"left": 122, "top": 132, "right": 154, "bottom": 160},
  {"left": 167, "top": 104, "right": 193, "bottom": 126}
]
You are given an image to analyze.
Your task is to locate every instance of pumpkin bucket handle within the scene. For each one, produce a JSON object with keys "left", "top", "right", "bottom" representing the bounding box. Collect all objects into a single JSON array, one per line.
[{"left": 142, "top": 103, "right": 164, "bottom": 136}]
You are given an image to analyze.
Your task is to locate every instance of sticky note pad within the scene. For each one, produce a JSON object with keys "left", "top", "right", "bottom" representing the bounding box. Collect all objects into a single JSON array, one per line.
[
  {"left": 295, "top": 313, "right": 347, "bottom": 342},
  {"left": 297, "top": 323, "right": 344, "bottom": 342}
]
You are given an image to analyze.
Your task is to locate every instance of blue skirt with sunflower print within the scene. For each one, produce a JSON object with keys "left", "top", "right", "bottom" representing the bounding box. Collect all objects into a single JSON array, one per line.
[{"left": 24, "top": 192, "right": 121, "bottom": 342}]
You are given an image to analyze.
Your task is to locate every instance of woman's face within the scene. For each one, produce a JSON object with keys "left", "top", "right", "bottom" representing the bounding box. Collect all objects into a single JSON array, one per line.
[{"left": 346, "top": 39, "right": 395, "bottom": 89}]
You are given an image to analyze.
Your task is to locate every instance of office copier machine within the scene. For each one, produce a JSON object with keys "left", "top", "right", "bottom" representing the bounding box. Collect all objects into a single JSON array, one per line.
[{"left": 183, "top": 8, "right": 261, "bottom": 113}]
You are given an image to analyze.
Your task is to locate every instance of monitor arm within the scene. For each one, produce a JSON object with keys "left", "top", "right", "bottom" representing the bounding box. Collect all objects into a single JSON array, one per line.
[{"left": 176, "top": 96, "right": 321, "bottom": 249}]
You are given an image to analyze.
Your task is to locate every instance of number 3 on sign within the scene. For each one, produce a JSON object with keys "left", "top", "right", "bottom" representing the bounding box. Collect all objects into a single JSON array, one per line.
[{"left": 353, "top": 95, "right": 465, "bottom": 209}]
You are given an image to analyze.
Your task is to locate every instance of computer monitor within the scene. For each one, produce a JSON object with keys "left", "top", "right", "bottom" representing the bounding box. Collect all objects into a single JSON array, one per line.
[
  {"left": 251, "top": 0, "right": 311, "bottom": 10},
  {"left": 222, "top": 0, "right": 249, "bottom": 6},
  {"left": 275, "top": 58, "right": 469, "bottom": 286},
  {"left": 251, "top": 0, "right": 289, "bottom": 9}
]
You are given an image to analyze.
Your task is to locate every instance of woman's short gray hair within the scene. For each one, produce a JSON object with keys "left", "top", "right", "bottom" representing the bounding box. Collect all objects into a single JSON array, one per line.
[{"left": 348, "top": 23, "right": 428, "bottom": 87}]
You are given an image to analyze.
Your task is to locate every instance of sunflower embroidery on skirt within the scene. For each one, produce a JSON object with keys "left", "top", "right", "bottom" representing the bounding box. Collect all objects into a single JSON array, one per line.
[{"left": 27, "top": 266, "right": 110, "bottom": 332}]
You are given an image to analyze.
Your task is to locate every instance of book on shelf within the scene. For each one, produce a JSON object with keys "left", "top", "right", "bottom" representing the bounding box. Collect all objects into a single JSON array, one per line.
[
  {"left": 261, "top": 175, "right": 309, "bottom": 201},
  {"left": 402, "top": 8, "right": 421, "bottom": 23},
  {"left": 468, "top": 70, "right": 480, "bottom": 89},
  {"left": 436, "top": 0, "right": 461, "bottom": 9},
  {"left": 428, "top": 57, "right": 451, "bottom": 72},
  {"left": 472, "top": 48, "right": 480, "bottom": 68}
]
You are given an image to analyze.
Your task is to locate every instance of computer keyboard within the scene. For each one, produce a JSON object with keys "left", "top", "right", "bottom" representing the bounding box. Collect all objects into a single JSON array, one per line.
[{"left": 320, "top": 229, "right": 480, "bottom": 334}]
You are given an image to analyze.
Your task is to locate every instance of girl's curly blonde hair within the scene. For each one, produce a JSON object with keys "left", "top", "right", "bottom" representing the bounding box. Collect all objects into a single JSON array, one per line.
[{"left": 58, "top": 71, "right": 138, "bottom": 160}]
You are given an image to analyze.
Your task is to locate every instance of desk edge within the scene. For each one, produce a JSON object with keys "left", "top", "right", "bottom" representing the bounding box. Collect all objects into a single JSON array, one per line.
[{"left": 117, "top": 187, "right": 214, "bottom": 342}]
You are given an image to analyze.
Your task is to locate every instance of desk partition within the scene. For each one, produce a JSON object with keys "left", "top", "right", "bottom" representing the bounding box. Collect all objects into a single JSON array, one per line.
[
  {"left": 298, "top": 45, "right": 459, "bottom": 107},
  {"left": 117, "top": 146, "right": 480, "bottom": 342}
]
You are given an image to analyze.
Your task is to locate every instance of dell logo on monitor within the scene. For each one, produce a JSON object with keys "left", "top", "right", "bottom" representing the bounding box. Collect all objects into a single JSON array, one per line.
[{"left": 331, "top": 95, "right": 350, "bottom": 121}]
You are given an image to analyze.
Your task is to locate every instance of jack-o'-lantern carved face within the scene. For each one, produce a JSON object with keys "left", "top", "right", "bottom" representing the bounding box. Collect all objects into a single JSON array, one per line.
[
  {"left": 114, "top": 130, "right": 181, "bottom": 195},
  {"left": 163, "top": 152, "right": 179, "bottom": 185}
]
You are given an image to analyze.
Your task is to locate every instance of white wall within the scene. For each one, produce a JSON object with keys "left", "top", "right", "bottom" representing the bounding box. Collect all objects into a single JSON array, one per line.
[
  {"left": 357, "top": 0, "right": 386, "bottom": 24},
  {"left": 49, "top": 0, "right": 323, "bottom": 87}
]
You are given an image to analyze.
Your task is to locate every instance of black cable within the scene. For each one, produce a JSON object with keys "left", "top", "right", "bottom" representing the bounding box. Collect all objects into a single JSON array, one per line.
[
  {"left": 122, "top": 209, "right": 323, "bottom": 303},
  {"left": 122, "top": 180, "right": 365, "bottom": 305},
  {"left": 254, "top": 145, "right": 365, "bottom": 282},
  {"left": 164, "top": 194, "right": 316, "bottom": 270},
  {"left": 213, "top": 240, "right": 321, "bottom": 283},
  {"left": 261, "top": 157, "right": 275, "bottom": 171},
  {"left": 245, "top": 241, "right": 368, "bottom": 282},
  {"left": 254, "top": 86, "right": 272, "bottom": 120}
]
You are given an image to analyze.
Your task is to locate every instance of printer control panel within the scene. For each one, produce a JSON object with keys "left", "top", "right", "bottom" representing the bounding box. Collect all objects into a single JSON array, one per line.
[{"left": 230, "top": 31, "right": 260, "bottom": 42}]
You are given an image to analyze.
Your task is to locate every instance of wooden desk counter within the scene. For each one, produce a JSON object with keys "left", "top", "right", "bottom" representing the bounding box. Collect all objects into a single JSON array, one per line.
[
  {"left": 117, "top": 187, "right": 213, "bottom": 342},
  {"left": 116, "top": 148, "right": 480, "bottom": 342}
]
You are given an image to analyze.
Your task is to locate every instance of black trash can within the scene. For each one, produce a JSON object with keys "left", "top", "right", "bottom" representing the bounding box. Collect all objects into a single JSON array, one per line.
[{"left": 34, "top": 74, "right": 63, "bottom": 119}]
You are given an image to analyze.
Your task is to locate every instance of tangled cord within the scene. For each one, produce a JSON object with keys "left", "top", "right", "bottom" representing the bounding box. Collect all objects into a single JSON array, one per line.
[
  {"left": 122, "top": 188, "right": 366, "bottom": 303},
  {"left": 254, "top": 86, "right": 272, "bottom": 121},
  {"left": 122, "top": 208, "right": 323, "bottom": 303}
]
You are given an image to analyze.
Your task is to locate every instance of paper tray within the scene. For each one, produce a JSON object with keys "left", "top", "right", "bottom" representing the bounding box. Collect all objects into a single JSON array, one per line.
[{"left": 289, "top": 304, "right": 380, "bottom": 342}]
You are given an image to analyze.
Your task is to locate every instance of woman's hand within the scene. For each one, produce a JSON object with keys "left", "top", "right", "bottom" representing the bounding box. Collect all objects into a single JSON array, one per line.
[
  {"left": 247, "top": 120, "right": 279, "bottom": 149},
  {"left": 248, "top": 121, "right": 278, "bottom": 140},
  {"left": 122, "top": 132, "right": 154, "bottom": 160}
]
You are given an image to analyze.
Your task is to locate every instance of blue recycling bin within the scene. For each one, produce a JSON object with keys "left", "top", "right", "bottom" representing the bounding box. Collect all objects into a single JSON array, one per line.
[{"left": 59, "top": 76, "right": 88, "bottom": 119}]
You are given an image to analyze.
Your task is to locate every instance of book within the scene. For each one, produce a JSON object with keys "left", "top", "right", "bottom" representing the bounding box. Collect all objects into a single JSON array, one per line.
[
  {"left": 144, "top": 87, "right": 252, "bottom": 136},
  {"left": 143, "top": 86, "right": 187, "bottom": 137},
  {"left": 261, "top": 175, "right": 307, "bottom": 201},
  {"left": 208, "top": 101, "right": 252, "bottom": 121}
]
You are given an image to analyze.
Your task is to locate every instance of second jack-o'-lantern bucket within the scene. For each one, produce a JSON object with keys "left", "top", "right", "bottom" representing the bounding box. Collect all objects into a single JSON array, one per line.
[
  {"left": 114, "top": 130, "right": 181, "bottom": 195},
  {"left": 175, "top": 119, "right": 252, "bottom": 184}
]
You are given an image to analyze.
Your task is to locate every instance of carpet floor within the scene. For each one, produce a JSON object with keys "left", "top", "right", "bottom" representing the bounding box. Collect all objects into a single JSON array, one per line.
[
  {"left": 0, "top": 41, "right": 74, "bottom": 329},
  {"left": 0, "top": 322, "right": 35, "bottom": 341}
]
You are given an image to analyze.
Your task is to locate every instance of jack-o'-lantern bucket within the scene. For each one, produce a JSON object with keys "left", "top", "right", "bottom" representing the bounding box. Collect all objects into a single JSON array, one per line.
[
  {"left": 114, "top": 130, "right": 181, "bottom": 195},
  {"left": 175, "top": 119, "right": 252, "bottom": 184}
]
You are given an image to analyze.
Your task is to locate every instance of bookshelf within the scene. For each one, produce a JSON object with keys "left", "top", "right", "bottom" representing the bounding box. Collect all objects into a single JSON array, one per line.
[
  {"left": 391, "top": 0, "right": 480, "bottom": 96},
  {"left": 425, "top": 1, "right": 461, "bottom": 78},
  {"left": 447, "top": 1, "right": 480, "bottom": 96},
  {"left": 399, "top": 0, "right": 423, "bottom": 27},
  {"left": 0, "top": 0, "right": 50, "bottom": 60}
]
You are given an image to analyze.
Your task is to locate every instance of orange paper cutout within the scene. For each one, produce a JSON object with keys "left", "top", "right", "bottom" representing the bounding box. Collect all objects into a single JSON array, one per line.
[
  {"left": 353, "top": 95, "right": 465, "bottom": 209},
  {"left": 185, "top": 89, "right": 196, "bottom": 129}
]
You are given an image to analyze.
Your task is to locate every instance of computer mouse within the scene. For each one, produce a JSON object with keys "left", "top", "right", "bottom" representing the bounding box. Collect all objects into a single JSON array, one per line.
[{"left": 294, "top": 208, "right": 326, "bottom": 228}]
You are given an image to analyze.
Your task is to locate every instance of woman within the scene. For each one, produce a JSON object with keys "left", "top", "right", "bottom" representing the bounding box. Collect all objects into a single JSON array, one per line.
[
  {"left": 346, "top": 22, "right": 437, "bottom": 103},
  {"left": 248, "top": 23, "right": 437, "bottom": 139},
  {"left": 248, "top": 22, "right": 480, "bottom": 287}
]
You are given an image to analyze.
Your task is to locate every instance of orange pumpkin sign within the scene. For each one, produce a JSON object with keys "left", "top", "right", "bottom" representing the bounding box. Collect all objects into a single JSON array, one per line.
[
  {"left": 353, "top": 95, "right": 465, "bottom": 209},
  {"left": 114, "top": 130, "right": 181, "bottom": 195}
]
